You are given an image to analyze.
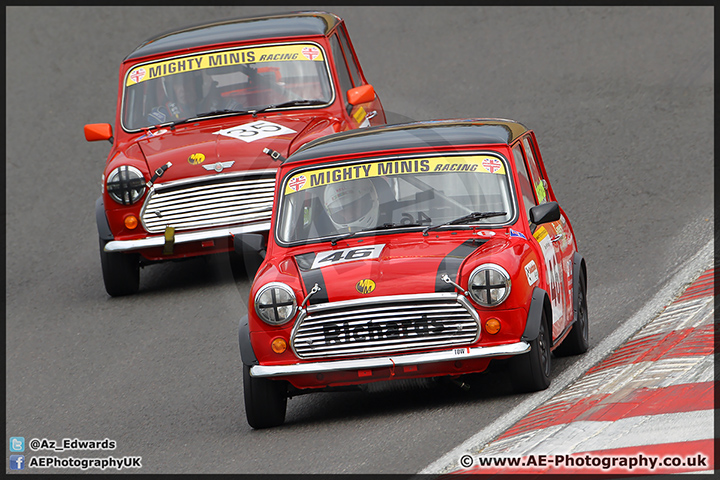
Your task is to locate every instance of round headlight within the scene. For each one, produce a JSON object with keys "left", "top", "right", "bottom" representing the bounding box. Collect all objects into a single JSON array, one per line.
[
  {"left": 468, "top": 264, "right": 511, "bottom": 307},
  {"left": 106, "top": 165, "right": 146, "bottom": 205},
  {"left": 254, "top": 282, "right": 297, "bottom": 325}
]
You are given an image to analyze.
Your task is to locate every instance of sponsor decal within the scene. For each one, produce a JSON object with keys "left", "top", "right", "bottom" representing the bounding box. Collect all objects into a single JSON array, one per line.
[
  {"left": 310, "top": 244, "right": 385, "bottom": 270},
  {"left": 301, "top": 46, "right": 321, "bottom": 60},
  {"left": 322, "top": 315, "right": 446, "bottom": 345},
  {"left": 213, "top": 120, "right": 296, "bottom": 143},
  {"left": 126, "top": 43, "right": 325, "bottom": 86},
  {"left": 524, "top": 259, "right": 539, "bottom": 286},
  {"left": 356, "top": 279, "right": 376, "bottom": 294},
  {"left": 284, "top": 155, "right": 507, "bottom": 195},
  {"left": 188, "top": 153, "right": 206, "bottom": 165},
  {"left": 353, "top": 106, "right": 367, "bottom": 125},
  {"left": 482, "top": 157, "right": 503, "bottom": 173},
  {"left": 202, "top": 161, "right": 234, "bottom": 173},
  {"left": 476, "top": 230, "right": 496, "bottom": 237},
  {"left": 535, "top": 181, "right": 547, "bottom": 203},
  {"left": 534, "top": 226, "right": 564, "bottom": 325},
  {"left": 510, "top": 229, "right": 527, "bottom": 239},
  {"left": 288, "top": 175, "right": 307, "bottom": 192},
  {"left": 130, "top": 68, "right": 146, "bottom": 83}
]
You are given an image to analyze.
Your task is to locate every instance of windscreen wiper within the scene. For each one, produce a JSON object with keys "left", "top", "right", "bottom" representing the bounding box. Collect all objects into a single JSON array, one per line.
[
  {"left": 168, "top": 109, "right": 253, "bottom": 129},
  {"left": 250, "top": 100, "right": 326, "bottom": 117},
  {"left": 329, "top": 222, "right": 423, "bottom": 246},
  {"left": 422, "top": 211, "right": 507, "bottom": 236}
]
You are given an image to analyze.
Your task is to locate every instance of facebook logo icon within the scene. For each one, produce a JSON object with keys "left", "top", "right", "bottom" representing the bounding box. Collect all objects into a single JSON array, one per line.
[
  {"left": 10, "top": 455, "right": 25, "bottom": 470},
  {"left": 10, "top": 437, "right": 25, "bottom": 452}
]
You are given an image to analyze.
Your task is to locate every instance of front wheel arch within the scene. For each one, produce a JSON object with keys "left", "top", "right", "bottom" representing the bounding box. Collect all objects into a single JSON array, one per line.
[{"left": 511, "top": 302, "right": 552, "bottom": 393}]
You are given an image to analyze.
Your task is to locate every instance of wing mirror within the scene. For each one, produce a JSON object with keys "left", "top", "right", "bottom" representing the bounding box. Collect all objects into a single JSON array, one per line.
[
  {"left": 529, "top": 201, "right": 560, "bottom": 225},
  {"left": 84, "top": 123, "right": 113, "bottom": 144},
  {"left": 347, "top": 84, "right": 376, "bottom": 106}
]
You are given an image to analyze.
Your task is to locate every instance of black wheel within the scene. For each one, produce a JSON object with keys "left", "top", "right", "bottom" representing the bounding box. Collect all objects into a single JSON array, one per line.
[
  {"left": 243, "top": 364, "right": 287, "bottom": 429},
  {"left": 99, "top": 238, "right": 140, "bottom": 297},
  {"left": 554, "top": 272, "right": 589, "bottom": 357},
  {"left": 510, "top": 311, "right": 551, "bottom": 393}
]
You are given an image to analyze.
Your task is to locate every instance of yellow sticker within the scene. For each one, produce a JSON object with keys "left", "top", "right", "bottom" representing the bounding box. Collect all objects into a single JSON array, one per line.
[
  {"left": 126, "top": 44, "right": 325, "bottom": 86},
  {"left": 535, "top": 181, "right": 547, "bottom": 203},
  {"left": 284, "top": 155, "right": 507, "bottom": 195},
  {"left": 353, "top": 106, "right": 367, "bottom": 124},
  {"left": 533, "top": 226, "right": 548, "bottom": 241},
  {"left": 188, "top": 153, "right": 206, "bottom": 165},
  {"left": 356, "top": 279, "right": 376, "bottom": 294}
]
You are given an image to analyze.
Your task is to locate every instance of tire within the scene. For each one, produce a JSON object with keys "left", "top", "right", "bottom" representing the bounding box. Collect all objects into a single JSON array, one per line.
[
  {"left": 510, "top": 310, "right": 551, "bottom": 393},
  {"left": 99, "top": 238, "right": 140, "bottom": 297},
  {"left": 554, "top": 273, "right": 589, "bottom": 357},
  {"left": 243, "top": 364, "right": 287, "bottom": 429}
]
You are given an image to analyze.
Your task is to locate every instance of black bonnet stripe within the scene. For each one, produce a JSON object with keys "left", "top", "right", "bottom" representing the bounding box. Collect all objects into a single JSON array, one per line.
[
  {"left": 294, "top": 252, "right": 329, "bottom": 304},
  {"left": 435, "top": 239, "right": 486, "bottom": 292}
]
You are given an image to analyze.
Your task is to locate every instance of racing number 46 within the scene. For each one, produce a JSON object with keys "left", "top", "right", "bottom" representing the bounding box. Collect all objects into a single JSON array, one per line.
[
  {"left": 318, "top": 247, "right": 377, "bottom": 264},
  {"left": 310, "top": 244, "right": 385, "bottom": 269}
]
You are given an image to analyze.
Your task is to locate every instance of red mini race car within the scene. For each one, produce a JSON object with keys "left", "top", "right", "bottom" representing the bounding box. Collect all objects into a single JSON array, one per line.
[
  {"left": 237, "top": 119, "right": 589, "bottom": 428},
  {"left": 84, "top": 11, "right": 386, "bottom": 296}
]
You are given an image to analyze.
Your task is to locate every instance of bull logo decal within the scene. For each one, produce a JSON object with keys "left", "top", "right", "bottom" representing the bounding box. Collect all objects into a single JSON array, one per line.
[
  {"left": 188, "top": 153, "right": 206, "bottom": 165},
  {"left": 356, "top": 279, "right": 376, "bottom": 294}
]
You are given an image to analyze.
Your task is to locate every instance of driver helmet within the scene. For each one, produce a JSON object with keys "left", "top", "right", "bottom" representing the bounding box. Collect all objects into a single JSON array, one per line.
[
  {"left": 323, "top": 179, "right": 379, "bottom": 232},
  {"left": 161, "top": 72, "right": 204, "bottom": 105}
]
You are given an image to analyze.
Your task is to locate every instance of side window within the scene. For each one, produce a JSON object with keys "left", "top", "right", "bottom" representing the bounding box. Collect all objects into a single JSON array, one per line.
[
  {"left": 512, "top": 144, "right": 536, "bottom": 222},
  {"left": 522, "top": 137, "right": 547, "bottom": 204},
  {"left": 330, "top": 34, "right": 354, "bottom": 111},
  {"left": 337, "top": 26, "right": 362, "bottom": 87}
]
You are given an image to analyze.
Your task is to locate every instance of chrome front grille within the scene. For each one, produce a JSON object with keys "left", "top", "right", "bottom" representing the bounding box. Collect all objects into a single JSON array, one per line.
[
  {"left": 141, "top": 173, "right": 276, "bottom": 233},
  {"left": 291, "top": 293, "right": 480, "bottom": 359}
]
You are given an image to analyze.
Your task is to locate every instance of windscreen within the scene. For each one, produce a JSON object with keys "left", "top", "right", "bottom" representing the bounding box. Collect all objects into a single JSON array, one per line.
[
  {"left": 122, "top": 43, "right": 333, "bottom": 131},
  {"left": 277, "top": 154, "right": 515, "bottom": 244}
]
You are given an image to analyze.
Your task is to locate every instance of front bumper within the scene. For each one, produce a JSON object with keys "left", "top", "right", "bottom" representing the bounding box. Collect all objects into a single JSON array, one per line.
[
  {"left": 104, "top": 222, "right": 270, "bottom": 253},
  {"left": 250, "top": 341, "right": 530, "bottom": 378}
]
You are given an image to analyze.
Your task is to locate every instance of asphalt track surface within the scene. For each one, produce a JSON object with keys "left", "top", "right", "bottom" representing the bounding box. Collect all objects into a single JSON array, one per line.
[{"left": 5, "top": 6, "right": 714, "bottom": 475}]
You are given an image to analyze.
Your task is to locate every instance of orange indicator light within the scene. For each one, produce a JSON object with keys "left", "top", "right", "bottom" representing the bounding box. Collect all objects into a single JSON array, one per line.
[
  {"left": 485, "top": 318, "right": 501, "bottom": 334},
  {"left": 124, "top": 215, "right": 138, "bottom": 229},
  {"left": 271, "top": 338, "right": 287, "bottom": 354}
]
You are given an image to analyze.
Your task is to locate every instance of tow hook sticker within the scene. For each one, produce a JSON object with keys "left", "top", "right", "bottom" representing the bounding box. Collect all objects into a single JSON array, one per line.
[
  {"left": 137, "top": 128, "right": 168, "bottom": 141},
  {"left": 213, "top": 120, "right": 296, "bottom": 143}
]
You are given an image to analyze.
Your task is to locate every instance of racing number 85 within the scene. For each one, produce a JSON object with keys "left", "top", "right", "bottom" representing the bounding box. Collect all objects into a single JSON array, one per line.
[{"left": 232, "top": 120, "right": 282, "bottom": 137}]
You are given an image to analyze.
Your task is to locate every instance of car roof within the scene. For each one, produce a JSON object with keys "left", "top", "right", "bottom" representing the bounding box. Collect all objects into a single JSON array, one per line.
[
  {"left": 286, "top": 119, "right": 530, "bottom": 164},
  {"left": 125, "top": 11, "right": 342, "bottom": 61}
]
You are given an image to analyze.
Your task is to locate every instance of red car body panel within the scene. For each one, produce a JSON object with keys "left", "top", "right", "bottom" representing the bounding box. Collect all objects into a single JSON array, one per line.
[
  {"left": 86, "top": 12, "right": 386, "bottom": 295},
  {"left": 242, "top": 119, "right": 587, "bottom": 394}
]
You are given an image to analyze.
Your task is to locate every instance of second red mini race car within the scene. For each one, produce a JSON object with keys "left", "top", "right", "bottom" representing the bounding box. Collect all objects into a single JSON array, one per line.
[
  {"left": 84, "top": 11, "right": 386, "bottom": 296},
  {"left": 237, "top": 118, "right": 589, "bottom": 428}
]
